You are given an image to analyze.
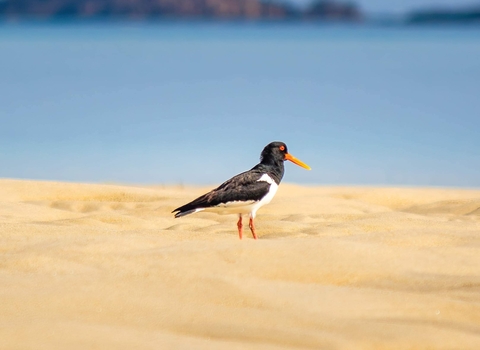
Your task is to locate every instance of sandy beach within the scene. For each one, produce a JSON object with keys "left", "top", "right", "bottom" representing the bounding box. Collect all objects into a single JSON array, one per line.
[{"left": 1, "top": 178, "right": 480, "bottom": 349}]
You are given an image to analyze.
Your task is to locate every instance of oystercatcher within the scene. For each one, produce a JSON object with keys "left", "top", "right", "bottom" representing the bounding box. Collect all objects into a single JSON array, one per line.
[{"left": 172, "top": 141, "right": 311, "bottom": 239}]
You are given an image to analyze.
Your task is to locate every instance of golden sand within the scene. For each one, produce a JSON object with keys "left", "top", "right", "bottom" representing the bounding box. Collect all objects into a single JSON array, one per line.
[{"left": 1, "top": 179, "right": 480, "bottom": 349}]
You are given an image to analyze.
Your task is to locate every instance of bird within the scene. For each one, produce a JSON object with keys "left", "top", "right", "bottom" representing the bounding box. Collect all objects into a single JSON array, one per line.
[{"left": 172, "top": 141, "right": 311, "bottom": 240}]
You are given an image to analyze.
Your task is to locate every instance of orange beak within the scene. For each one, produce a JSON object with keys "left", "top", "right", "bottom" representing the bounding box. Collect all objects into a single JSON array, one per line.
[{"left": 284, "top": 153, "right": 311, "bottom": 170}]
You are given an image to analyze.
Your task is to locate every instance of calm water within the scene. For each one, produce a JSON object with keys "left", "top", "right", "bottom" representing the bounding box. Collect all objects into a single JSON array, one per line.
[{"left": 1, "top": 23, "right": 479, "bottom": 186}]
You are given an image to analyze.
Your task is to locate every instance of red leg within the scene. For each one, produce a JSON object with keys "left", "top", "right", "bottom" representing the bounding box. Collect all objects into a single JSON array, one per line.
[
  {"left": 249, "top": 217, "right": 258, "bottom": 240},
  {"left": 237, "top": 215, "right": 243, "bottom": 240}
]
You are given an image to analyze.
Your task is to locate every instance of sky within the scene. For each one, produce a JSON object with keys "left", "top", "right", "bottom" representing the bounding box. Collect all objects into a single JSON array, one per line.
[{"left": 287, "top": 0, "right": 479, "bottom": 14}]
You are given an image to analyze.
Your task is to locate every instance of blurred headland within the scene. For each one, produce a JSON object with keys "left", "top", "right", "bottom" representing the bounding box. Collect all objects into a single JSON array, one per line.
[
  {"left": 1, "top": 0, "right": 480, "bottom": 24},
  {"left": 407, "top": 4, "right": 480, "bottom": 24},
  {"left": 0, "top": 0, "right": 363, "bottom": 22}
]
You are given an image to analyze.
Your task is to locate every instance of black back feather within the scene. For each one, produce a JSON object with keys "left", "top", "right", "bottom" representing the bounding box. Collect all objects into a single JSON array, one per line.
[{"left": 172, "top": 169, "right": 271, "bottom": 217}]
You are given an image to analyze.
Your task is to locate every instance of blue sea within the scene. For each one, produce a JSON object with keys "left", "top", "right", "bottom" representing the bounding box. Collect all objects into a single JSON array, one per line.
[{"left": 1, "top": 23, "right": 479, "bottom": 187}]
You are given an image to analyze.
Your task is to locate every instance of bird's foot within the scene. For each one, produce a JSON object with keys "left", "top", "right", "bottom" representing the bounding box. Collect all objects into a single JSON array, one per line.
[
  {"left": 249, "top": 218, "right": 258, "bottom": 240},
  {"left": 237, "top": 215, "right": 243, "bottom": 240}
]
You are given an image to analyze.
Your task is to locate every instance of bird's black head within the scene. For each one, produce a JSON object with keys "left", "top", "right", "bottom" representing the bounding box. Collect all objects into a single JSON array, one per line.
[
  {"left": 260, "top": 141, "right": 311, "bottom": 170},
  {"left": 260, "top": 141, "right": 288, "bottom": 164}
]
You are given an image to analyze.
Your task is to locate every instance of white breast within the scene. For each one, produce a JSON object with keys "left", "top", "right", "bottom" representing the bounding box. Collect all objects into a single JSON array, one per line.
[{"left": 249, "top": 174, "right": 278, "bottom": 219}]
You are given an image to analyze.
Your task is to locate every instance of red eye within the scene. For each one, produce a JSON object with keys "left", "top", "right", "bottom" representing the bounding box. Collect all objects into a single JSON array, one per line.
[{"left": 279, "top": 145, "right": 285, "bottom": 151}]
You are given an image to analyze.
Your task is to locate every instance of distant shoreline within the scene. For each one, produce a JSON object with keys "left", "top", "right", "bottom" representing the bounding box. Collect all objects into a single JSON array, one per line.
[
  {"left": 1, "top": 16, "right": 480, "bottom": 27},
  {"left": 0, "top": 16, "right": 480, "bottom": 28}
]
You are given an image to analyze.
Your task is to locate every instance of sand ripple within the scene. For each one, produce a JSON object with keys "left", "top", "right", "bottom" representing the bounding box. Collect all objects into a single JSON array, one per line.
[{"left": 1, "top": 179, "right": 480, "bottom": 349}]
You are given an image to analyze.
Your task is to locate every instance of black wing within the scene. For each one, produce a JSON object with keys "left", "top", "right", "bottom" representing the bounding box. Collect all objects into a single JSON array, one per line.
[{"left": 172, "top": 169, "right": 270, "bottom": 218}]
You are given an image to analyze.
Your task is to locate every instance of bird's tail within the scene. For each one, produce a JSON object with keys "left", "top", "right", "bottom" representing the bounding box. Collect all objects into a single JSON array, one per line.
[
  {"left": 172, "top": 192, "right": 212, "bottom": 218},
  {"left": 172, "top": 208, "right": 198, "bottom": 218}
]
